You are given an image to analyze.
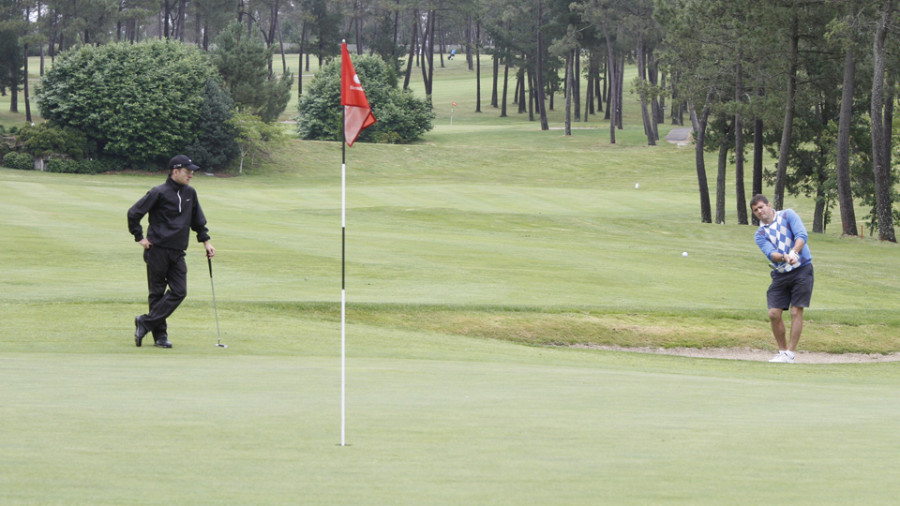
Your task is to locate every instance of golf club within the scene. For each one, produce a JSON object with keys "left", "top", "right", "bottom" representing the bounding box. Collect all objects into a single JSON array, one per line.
[{"left": 207, "top": 254, "right": 226, "bottom": 348}]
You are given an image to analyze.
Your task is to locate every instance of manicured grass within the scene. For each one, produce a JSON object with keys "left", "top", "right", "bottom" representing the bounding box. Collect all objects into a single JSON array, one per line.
[
  {"left": 4, "top": 348, "right": 900, "bottom": 505},
  {"left": 2, "top": 53, "right": 900, "bottom": 505}
]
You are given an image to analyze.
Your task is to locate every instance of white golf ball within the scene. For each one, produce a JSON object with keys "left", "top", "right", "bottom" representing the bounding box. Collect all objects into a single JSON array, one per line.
[
  {"left": 682, "top": 251, "right": 688, "bottom": 257},
  {"left": 635, "top": 183, "right": 640, "bottom": 189}
]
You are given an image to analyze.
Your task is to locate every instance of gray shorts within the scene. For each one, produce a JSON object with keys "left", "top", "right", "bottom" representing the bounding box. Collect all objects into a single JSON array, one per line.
[{"left": 767, "top": 263, "right": 814, "bottom": 310}]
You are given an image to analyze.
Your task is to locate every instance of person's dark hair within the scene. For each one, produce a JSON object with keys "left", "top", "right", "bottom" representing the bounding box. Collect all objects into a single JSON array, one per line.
[{"left": 750, "top": 194, "right": 769, "bottom": 207}]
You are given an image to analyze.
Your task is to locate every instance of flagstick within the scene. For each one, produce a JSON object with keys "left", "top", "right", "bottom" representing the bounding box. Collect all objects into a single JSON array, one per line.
[
  {"left": 341, "top": 104, "right": 347, "bottom": 448},
  {"left": 339, "top": 41, "right": 376, "bottom": 447}
]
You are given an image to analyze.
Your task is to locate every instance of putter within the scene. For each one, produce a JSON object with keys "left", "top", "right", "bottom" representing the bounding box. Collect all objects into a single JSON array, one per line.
[{"left": 207, "top": 254, "right": 227, "bottom": 348}]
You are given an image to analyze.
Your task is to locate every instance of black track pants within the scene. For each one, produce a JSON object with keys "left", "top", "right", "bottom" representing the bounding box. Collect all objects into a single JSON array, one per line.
[{"left": 142, "top": 246, "right": 187, "bottom": 338}]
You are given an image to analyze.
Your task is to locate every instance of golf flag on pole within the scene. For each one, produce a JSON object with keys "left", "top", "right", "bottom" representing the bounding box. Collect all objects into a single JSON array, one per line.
[
  {"left": 341, "top": 43, "right": 376, "bottom": 146},
  {"left": 339, "top": 41, "right": 376, "bottom": 448}
]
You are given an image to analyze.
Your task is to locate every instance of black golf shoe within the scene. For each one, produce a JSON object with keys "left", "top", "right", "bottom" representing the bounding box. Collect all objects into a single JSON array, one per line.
[
  {"left": 134, "top": 316, "right": 151, "bottom": 347},
  {"left": 154, "top": 339, "right": 173, "bottom": 349}
]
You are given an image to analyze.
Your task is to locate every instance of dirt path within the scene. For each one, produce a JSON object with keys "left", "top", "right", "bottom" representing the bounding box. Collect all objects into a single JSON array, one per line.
[{"left": 577, "top": 345, "right": 900, "bottom": 364}]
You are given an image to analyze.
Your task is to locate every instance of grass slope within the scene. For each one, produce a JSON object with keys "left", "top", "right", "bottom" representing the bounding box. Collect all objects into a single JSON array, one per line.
[{"left": 2, "top": 55, "right": 900, "bottom": 505}]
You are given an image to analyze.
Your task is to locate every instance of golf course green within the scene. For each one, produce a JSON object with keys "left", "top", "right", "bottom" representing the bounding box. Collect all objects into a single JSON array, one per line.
[{"left": 2, "top": 58, "right": 899, "bottom": 505}]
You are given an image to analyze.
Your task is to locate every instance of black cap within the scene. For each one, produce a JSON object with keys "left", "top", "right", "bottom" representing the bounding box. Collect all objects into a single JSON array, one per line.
[{"left": 168, "top": 154, "right": 199, "bottom": 171}]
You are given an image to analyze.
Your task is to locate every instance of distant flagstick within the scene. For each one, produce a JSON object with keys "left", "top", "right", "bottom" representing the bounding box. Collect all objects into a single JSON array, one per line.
[{"left": 339, "top": 40, "right": 376, "bottom": 447}]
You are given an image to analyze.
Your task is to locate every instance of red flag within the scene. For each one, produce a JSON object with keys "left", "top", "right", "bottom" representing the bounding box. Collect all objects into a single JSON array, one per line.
[{"left": 341, "top": 43, "right": 376, "bottom": 146}]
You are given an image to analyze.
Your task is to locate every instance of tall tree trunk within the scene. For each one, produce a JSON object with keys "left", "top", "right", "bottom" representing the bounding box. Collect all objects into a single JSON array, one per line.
[
  {"left": 518, "top": 58, "right": 527, "bottom": 114},
  {"left": 734, "top": 54, "right": 747, "bottom": 225},
  {"left": 573, "top": 49, "right": 581, "bottom": 121},
  {"left": 354, "top": 0, "right": 362, "bottom": 54},
  {"left": 24, "top": 43, "right": 31, "bottom": 122},
  {"left": 277, "top": 19, "right": 286, "bottom": 75},
  {"left": 297, "top": 22, "right": 307, "bottom": 98},
  {"left": 836, "top": 46, "right": 858, "bottom": 236},
  {"left": 617, "top": 55, "right": 624, "bottom": 129},
  {"left": 491, "top": 47, "right": 500, "bottom": 108},
  {"left": 814, "top": 179, "right": 827, "bottom": 233},
  {"left": 475, "top": 21, "right": 481, "bottom": 113},
  {"left": 693, "top": 90, "right": 715, "bottom": 223},
  {"left": 774, "top": 12, "right": 799, "bottom": 210},
  {"left": 564, "top": 50, "right": 573, "bottom": 136},
  {"left": 527, "top": 66, "right": 535, "bottom": 121},
  {"left": 9, "top": 60, "right": 18, "bottom": 112},
  {"left": 535, "top": 0, "right": 548, "bottom": 130},
  {"left": 466, "top": 23, "right": 473, "bottom": 71},
  {"left": 500, "top": 49, "right": 509, "bottom": 117},
  {"left": 392, "top": 0, "right": 400, "bottom": 57},
  {"left": 637, "top": 32, "right": 655, "bottom": 145},
  {"left": 653, "top": 62, "right": 664, "bottom": 123},
  {"left": 267, "top": 0, "right": 280, "bottom": 48},
  {"left": 871, "top": 0, "right": 897, "bottom": 241},
  {"left": 548, "top": 82, "right": 554, "bottom": 111},
  {"left": 669, "top": 72, "right": 680, "bottom": 124},
  {"left": 163, "top": 0, "right": 171, "bottom": 39},
  {"left": 584, "top": 72, "right": 593, "bottom": 120},
  {"left": 752, "top": 87, "right": 764, "bottom": 225},
  {"left": 420, "top": 10, "right": 436, "bottom": 101},
  {"left": 595, "top": 58, "right": 603, "bottom": 113},
  {"left": 438, "top": 17, "right": 446, "bottom": 67},
  {"left": 883, "top": 72, "right": 894, "bottom": 181},
  {"left": 716, "top": 119, "right": 729, "bottom": 224},
  {"left": 176, "top": 0, "right": 186, "bottom": 41},
  {"left": 603, "top": 57, "right": 611, "bottom": 120},
  {"left": 604, "top": 31, "right": 617, "bottom": 144},
  {"left": 403, "top": 17, "right": 417, "bottom": 90},
  {"left": 585, "top": 53, "right": 597, "bottom": 119}
]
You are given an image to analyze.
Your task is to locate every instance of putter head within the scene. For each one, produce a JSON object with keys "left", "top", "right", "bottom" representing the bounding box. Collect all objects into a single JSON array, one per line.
[{"left": 216, "top": 343, "right": 228, "bottom": 348}]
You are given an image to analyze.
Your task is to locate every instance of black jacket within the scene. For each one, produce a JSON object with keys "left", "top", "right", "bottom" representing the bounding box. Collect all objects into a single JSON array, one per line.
[{"left": 127, "top": 176, "right": 210, "bottom": 250}]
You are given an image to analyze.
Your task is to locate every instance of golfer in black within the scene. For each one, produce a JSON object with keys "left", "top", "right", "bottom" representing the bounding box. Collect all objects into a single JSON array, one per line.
[{"left": 127, "top": 154, "right": 215, "bottom": 348}]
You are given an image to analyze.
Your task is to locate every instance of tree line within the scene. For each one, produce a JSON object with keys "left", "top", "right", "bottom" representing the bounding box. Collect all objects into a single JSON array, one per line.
[{"left": 0, "top": 0, "right": 897, "bottom": 240}]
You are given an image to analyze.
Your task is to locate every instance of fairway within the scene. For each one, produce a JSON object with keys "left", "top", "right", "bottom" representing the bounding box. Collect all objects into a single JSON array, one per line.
[{"left": 3, "top": 58, "right": 900, "bottom": 504}]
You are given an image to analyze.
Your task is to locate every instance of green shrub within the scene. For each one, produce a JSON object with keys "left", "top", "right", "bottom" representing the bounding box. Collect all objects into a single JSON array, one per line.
[
  {"left": 45, "top": 158, "right": 122, "bottom": 174},
  {"left": 36, "top": 40, "right": 223, "bottom": 166},
  {"left": 297, "top": 54, "right": 434, "bottom": 144},
  {"left": 185, "top": 78, "right": 240, "bottom": 171},
  {"left": 3, "top": 152, "right": 34, "bottom": 170},
  {"left": 18, "top": 123, "right": 91, "bottom": 161}
]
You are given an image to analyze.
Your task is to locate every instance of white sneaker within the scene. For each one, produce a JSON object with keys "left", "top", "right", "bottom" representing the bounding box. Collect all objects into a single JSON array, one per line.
[{"left": 768, "top": 351, "right": 794, "bottom": 363}]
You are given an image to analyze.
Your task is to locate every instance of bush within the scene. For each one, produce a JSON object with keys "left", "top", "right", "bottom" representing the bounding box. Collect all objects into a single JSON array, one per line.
[
  {"left": 36, "top": 40, "right": 225, "bottom": 166},
  {"left": 45, "top": 158, "right": 122, "bottom": 174},
  {"left": 229, "top": 112, "right": 286, "bottom": 174},
  {"left": 297, "top": 54, "right": 434, "bottom": 144},
  {"left": 17, "top": 123, "right": 91, "bottom": 160},
  {"left": 184, "top": 78, "right": 240, "bottom": 171},
  {"left": 3, "top": 152, "right": 34, "bottom": 170}
]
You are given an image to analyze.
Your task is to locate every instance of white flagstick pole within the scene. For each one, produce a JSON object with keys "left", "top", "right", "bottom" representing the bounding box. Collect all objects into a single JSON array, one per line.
[
  {"left": 341, "top": 101, "right": 347, "bottom": 447},
  {"left": 341, "top": 161, "right": 347, "bottom": 447}
]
